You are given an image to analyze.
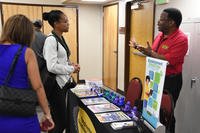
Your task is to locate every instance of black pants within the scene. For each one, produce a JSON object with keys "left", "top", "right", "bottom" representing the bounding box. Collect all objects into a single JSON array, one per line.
[
  {"left": 48, "top": 82, "right": 69, "bottom": 133},
  {"left": 164, "top": 73, "right": 182, "bottom": 133}
]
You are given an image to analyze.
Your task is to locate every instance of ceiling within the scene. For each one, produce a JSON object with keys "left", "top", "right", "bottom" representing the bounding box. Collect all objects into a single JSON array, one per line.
[{"left": 61, "top": 0, "right": 118, "bottom": 4}]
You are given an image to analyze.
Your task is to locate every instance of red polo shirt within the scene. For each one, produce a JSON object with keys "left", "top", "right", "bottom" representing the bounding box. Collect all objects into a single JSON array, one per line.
[{"left": 152, "top": 29, "right": 188, "bottom": 76}]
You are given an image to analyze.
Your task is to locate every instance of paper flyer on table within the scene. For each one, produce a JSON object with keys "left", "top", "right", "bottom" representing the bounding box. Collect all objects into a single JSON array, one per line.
[
  {"left": 81, "top": 97, "right": 109, "bottom": 105},
  {"left": 95, "top": 111, "right": 131, "bottom": 123},
  {"left": 88, "top": 103, "right": 120, "bottom": 113}
]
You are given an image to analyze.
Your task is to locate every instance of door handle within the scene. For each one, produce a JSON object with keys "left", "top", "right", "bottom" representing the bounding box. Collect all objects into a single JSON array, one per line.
[
  {"left": 113, "top": 50, "right": 118, "bottom": 54},
  {"left": 191, "top": 78, "right": 196, "bottom": 88}
]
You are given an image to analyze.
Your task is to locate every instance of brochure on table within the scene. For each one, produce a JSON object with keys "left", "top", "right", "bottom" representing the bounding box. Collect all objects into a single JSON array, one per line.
[
  {"left": 95, "top": 111, "right": 131, "bottom": 123},
  {"left": 88, "top": 103, "right": 120, "bottom": 113},
  {"left": 142, "top": 57, "right": 167, "bottom": 128},
  {"left": 81, "top": 97, "right": 109, "bottom": 105}
]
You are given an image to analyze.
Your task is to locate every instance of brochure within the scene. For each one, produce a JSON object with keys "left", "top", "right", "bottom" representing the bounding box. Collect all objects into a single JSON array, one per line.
[
  {"left": 87, "top": 103, "right": 120, "bottom": 113},
  {"left": 95, "top": 111, "right": 131, "bottom": 123},
  {"left": 81, "top": 97, "right": 109, "bottom": 105}
]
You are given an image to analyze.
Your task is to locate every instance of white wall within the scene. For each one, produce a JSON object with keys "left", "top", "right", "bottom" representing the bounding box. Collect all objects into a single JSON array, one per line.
[
  {"left": 117, "top": 0, "right": 132, "bottom": 91},
  {"left": 0, "top": 1, "right": 103, "bottom": 80},
  {"left": 117, "top": 1, "right": 126, "bottom": 91},
  {"left": 78, "top": 4, "right": 103, "bottom": 80}
]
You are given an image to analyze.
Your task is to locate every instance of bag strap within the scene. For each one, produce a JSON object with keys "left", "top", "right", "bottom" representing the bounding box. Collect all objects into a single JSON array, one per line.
[
  {"left": 47, "top": 34, "right": 59, "bottom": 52},
  {"left": 51, "top": 31, "right": 71, "bottom": 59},
  {"left": 3, "top": 45, "right": 24, "bottom": 86}
]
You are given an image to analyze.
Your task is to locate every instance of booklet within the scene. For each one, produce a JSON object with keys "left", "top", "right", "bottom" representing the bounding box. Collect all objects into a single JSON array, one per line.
[
  {"left": 95, "top": 111, "right": 131, "bottom": 123},
  {"left": 87, "top": 103, "right": 120, "bottom": 113},
  {"left": 81, "top": 97, "right": 109, "bottom": 105}
]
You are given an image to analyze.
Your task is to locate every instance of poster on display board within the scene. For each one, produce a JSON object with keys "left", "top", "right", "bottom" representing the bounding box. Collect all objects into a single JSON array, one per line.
[{"left": 142, "top": 57, "right": 167, "bottom": 128}]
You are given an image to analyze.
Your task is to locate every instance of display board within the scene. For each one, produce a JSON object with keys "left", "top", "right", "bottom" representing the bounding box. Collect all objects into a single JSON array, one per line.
[{"left": 142, "top": 57, "right": 167, "bottom": 128}]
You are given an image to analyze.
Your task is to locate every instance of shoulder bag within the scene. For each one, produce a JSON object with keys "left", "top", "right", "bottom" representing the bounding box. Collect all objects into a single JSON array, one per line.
[{"left": 0, "top": 45, "right": 38, "bottom": 116}]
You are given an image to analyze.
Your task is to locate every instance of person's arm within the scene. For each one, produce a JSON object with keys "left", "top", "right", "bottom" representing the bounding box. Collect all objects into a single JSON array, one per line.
[
  {"left": 149, "top": 47, "right": 166, "bottom": 60},
  {"left": 43, "top": 37, "right": 79, "bottom": 74},
  {"left": 129, "top": 38, "right": 166, "bottom": 60},
  {"left": 25, "top": 48, "right": 54, "bottom": 130}
]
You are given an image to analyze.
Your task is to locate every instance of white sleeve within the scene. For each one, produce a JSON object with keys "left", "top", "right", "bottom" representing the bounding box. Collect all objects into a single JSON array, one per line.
[{"left": 43, "top": 36, "right": 74, "bottom": 75}]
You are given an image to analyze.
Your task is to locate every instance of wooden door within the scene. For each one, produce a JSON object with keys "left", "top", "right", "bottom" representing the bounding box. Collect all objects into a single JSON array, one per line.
[
  {"left": 103, "top": 4, "right": 118, "bottom": 91},
  {"left": 42, "top": 6, "right": 78, "bottom": 81},
  {"left": 2, "top": 4, "right": 42, "bottom": 25},
  {"left": 129, "top": 1, "right": 154, "bottom": 98}
]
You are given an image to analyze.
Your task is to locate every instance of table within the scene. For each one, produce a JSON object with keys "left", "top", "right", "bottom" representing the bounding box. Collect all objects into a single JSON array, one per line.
[{"left": 66, "top": 89, "right": 153, "bottom": 133}]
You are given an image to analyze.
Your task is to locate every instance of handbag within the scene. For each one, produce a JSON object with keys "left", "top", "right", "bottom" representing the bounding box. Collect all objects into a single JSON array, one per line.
[{"left": 0, "top": 45, "right": 37, "bottom": 116}]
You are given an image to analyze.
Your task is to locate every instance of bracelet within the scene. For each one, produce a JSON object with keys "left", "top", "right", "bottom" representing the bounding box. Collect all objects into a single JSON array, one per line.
[
  {"left": 44, "top": 113, "right": 52, "bottom": 119},
  {"left": 150, "top": 50, "right": 154, "bottom": 57}
]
